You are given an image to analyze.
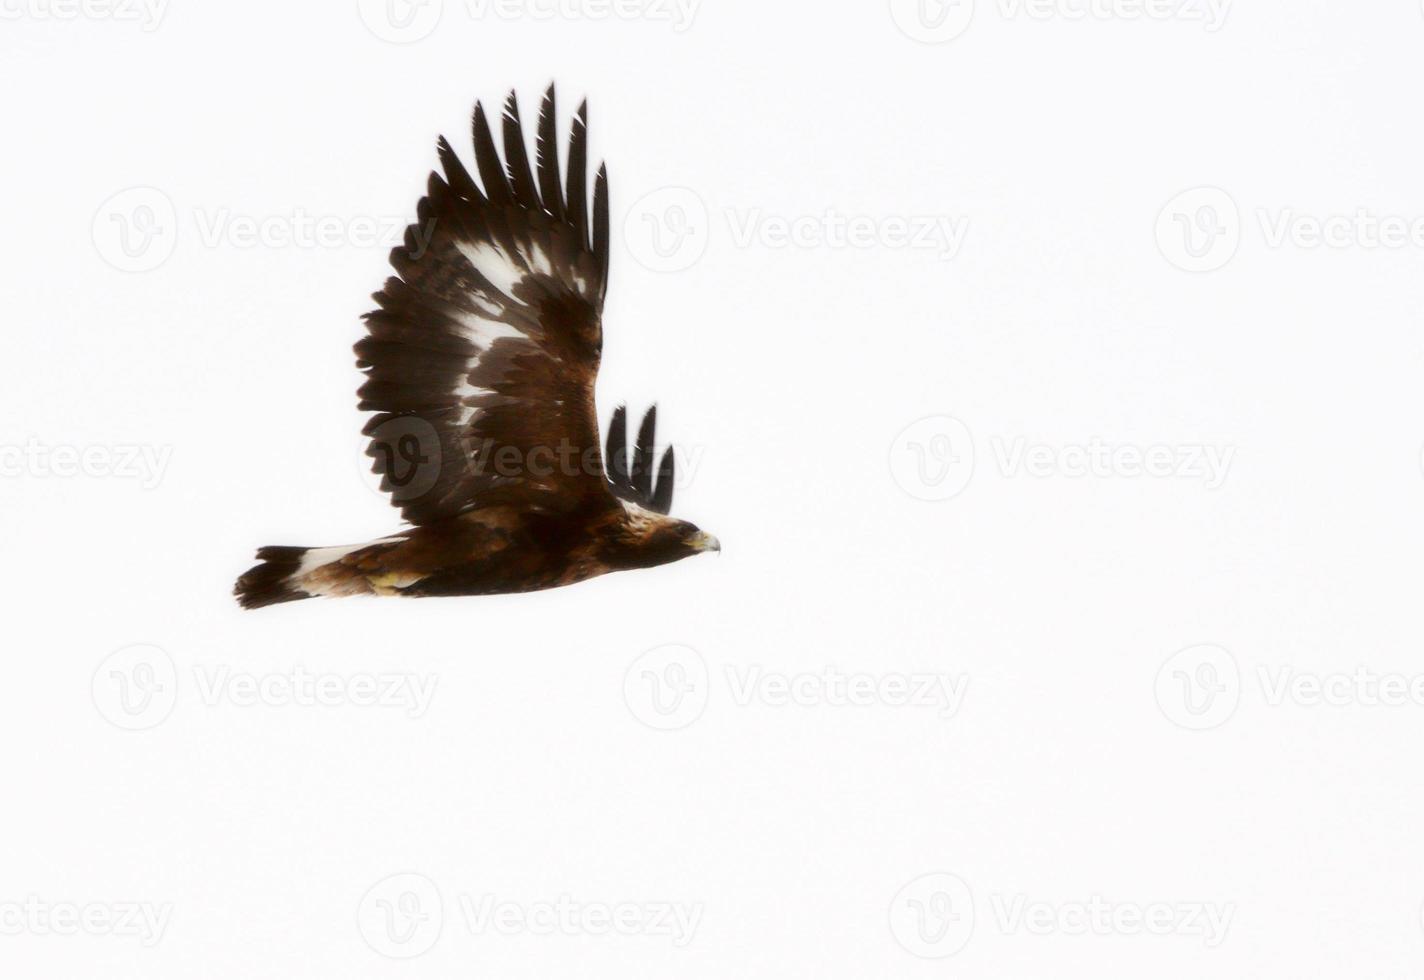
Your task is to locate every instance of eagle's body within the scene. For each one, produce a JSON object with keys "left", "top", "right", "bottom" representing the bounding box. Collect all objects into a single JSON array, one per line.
[
  {"left": 235, "top": 87, "right": 717, "bottom": 608},
  {"left": 241, "top": 499, "right": 706, "bottom": 605}
]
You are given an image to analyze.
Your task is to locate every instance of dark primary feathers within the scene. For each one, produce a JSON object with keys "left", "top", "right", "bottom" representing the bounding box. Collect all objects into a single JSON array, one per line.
[
  {"left": 356, "top": 84, "right": 622, "bottom": 524},
  {"left": 605, "top": 404, "right": 676, "bottom": 514}
]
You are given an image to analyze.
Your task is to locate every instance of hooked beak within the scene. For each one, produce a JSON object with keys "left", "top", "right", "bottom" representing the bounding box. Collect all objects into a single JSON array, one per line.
[{"left": 690, "top": 531, "right": 721, "bottom": 554}]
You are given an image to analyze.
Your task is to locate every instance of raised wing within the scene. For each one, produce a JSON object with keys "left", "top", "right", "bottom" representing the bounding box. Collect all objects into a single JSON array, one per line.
[
  {"left": 356, "top": 85, "right": 613, "bottom": 524},
  {"left": 605, "top": 404, "right": 676, "bottom": 514}
]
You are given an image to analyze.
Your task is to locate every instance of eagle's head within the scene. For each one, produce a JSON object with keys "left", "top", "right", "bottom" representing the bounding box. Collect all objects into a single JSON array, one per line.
[{"left": 610, "top": 505, "right": 720, "bottom": 570}]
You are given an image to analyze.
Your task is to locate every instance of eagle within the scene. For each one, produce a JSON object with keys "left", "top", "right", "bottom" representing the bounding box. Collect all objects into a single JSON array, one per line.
[{"left": 235, "top": 86, "right": 719, "bottom": 609}]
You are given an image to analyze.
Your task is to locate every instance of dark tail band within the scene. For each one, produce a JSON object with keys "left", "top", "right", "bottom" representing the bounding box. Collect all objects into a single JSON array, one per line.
[{"left": 234, "top": 546, "right": 312, "bottom": 609}]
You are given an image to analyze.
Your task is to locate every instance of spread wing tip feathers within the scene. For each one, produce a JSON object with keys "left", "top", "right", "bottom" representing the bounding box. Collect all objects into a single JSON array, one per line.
[
  {"left": 435, "top": 85, "right": 605, "bottom": 262},
  {"left": 606, "top": 405, "right": 676, "bottom": 515},
  {"left": 374, "top": 84, "right": 607, "bottom": 303}
]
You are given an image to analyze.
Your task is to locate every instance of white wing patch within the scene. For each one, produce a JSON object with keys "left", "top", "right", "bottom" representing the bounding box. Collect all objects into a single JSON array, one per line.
[
  {"left": 447, "top": 299, "right": 522, "bottom": 429},
  {"left": 456, "top": 241, "right": 529, "bottom": 306},
  {"left": 453, "top": 310, "right": 524, "bottom": 347},
  {"left": 444, "top": 239, "right": 539, "bottom": 429},
  {"left": 466, "top": 292, "right": 504, "bottom": 318},
  {"left": 526, "top": 239, "right": 554, "bottom": 276}
]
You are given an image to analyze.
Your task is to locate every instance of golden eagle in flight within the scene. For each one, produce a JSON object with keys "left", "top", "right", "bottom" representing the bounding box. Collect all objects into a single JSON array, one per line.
[{"left": 236, "top": 86, "right": 719, "bottom": 609}]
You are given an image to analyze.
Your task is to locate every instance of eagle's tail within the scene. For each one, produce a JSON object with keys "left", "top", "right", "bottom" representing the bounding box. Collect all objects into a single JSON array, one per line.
[{"left": 234, "top": 546, "right": 314, "bottom": 609}]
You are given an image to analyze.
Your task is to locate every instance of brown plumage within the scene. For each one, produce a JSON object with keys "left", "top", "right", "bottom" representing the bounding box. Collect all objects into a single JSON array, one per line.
[{"left": 235, "top": 86, "right": 718, "bottom": 609}]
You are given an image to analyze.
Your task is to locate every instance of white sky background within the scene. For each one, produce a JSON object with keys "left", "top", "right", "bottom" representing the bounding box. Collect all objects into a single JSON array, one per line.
[{"left": 3, "top": 0, "right": 1424, "bottom": 977}]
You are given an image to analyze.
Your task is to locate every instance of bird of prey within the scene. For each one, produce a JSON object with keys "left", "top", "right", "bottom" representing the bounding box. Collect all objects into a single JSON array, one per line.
[{"left": 235, "top": 86, "right": 719, "bottom": 609}]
